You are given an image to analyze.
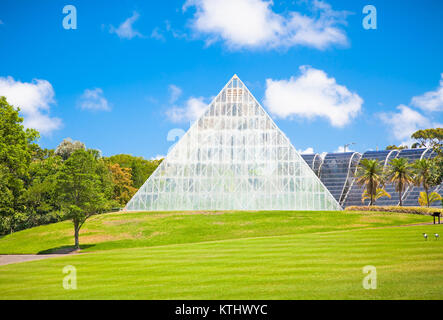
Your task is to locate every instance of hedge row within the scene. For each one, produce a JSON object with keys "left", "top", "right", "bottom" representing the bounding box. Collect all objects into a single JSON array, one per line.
[{"left": 345, "top": 206, "right": 443, "bottom": 216}]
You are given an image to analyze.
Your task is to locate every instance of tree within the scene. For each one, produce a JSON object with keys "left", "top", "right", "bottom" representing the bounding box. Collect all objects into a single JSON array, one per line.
[
  {"left": 55, "top": 138, "right": 86, "bottom": 160},
  {"left": 361, "top": 188, "right": 391, "bottom": 205},
  {"left": 22, "top": 155, "right": 63, "bottom": 228},
  {"left": 385, "top": 158, "right": 414, "bottom": 206},
  {"left": 418, "top": 191, "right": 442, "bottom": 207},
  {"left": 56, "top": 149, "right": 111, "bottom": 249},
  {"left": 413, "top": 159, "right": 438, "bottom": 207},
  {"left": 355, "top": 159, "right": 384, "bottom": 206},
  {"left": 0, "top": 96, "right": 39, "bottom": 234},
  {"left": 411, "top": 128, "right": 443, "bottom": 186},
  {"left": 29, "top": 143, "right": 54, "bottom": 162},
  {"left": 107, "top": 162, "right": 137, "bottom": 206},
  {"left": 0, "top": 165, "right": 14, "bottom": 233},
  {"left": 411, "top": 128, "right": 443, "bottom": 151},
  {"left": 106, "top": 154, "right": 162, "bottom": 189},
  {"left": 386, "top": 145, "right": 408, "bottom": 150}
]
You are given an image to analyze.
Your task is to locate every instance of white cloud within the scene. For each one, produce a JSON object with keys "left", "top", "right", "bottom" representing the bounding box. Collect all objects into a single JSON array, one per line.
[
  {"left": 79, "top": 88, "right": 111, "bottom": 111},
  {"left": 166, "top": 97, "right": 208, "bottom": 123},
  {"left": 169, "top": 84, "right": 183, "bottom": 104},
  {"left": 150, "top": 154, "right": 165, "bottom": 160},
  {"left": 151, "top": 27, "right": 165, "bottom": 41},
  {"left": 335, "top": 145, "right": 355, "bottom": 153},
  {"left": 110, "top": 11, "right": 143, "bottom": 39},
  {"left": 411, "top": 73, "right": 443, "bottom": 112},
  {"left": 183, "top": 0, "right": 349, "bottom": 50},
  {"left": 298, "top": 147, "right": 314, "bottom": 154},
  {"left": 379, "top": 105, "right": 433, "bottom": 146},
  {"left": 379, "top": 73, "right": 443, "bottom": 145},
  {"left": 165, "top": 20, "right": 188, "bottom": 39},
  {"left": 0, "top": 76, "right": 62, "bottom": 135},
  {"left": 263, "top": 66, "right": 363, "bottom": 127}
]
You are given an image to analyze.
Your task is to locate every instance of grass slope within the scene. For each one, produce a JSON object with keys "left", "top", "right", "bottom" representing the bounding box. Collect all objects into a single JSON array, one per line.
[
  {"left": 0, "top": 210, "right": 433, "bottom": 254},
  {"left": 0, "top": 224, "right": 442, "bottom": 299},
  {"left": 0, "top": 211, "right": 442, "bottom": 299}
]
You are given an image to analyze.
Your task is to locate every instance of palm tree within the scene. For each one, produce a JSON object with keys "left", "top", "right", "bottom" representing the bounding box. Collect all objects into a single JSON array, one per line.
[
  {"left": 361, "top": 188, "right": 391, "bottom": 204},
  {"left": 385, "top": 158, "right": 414, "bottom": 206},
  {"left": 355, "top": 159, "right": 384, "bottom": 206},
  {"left": 418, "top": 191, "right": 442, "bottom": 207},
  {"left": 413, "top": 159, "right": 436, "bottom": 207}
]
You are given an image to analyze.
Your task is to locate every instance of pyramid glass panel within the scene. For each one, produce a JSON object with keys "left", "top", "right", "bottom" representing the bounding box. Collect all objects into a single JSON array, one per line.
[{"left": 125, "top": 75, "right": 341, "bottom": 211}]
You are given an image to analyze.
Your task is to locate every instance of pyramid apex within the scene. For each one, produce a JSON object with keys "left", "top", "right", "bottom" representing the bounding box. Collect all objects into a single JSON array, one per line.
[{"left": 232, "top": 74, "right": 239, "bottom": 79}]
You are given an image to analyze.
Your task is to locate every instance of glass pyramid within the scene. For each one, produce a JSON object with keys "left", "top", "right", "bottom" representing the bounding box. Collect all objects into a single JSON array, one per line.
[{"left": 125, "top": 75, "right": 342, "bottom": 211}]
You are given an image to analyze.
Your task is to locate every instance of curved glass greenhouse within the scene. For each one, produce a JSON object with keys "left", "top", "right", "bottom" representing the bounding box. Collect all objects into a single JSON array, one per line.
[{"left": 303, "top": 148, "right": 442, "bottom": 208}]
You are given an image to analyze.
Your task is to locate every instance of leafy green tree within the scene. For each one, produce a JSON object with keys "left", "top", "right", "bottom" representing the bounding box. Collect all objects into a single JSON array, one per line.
[
  {"left": 413, "top": 159, "right": 438, "bottom": 207},
  {"left": 411, "top": 128, "right": 443, "bottom": 151},
  {"left": 29, "top": 143, "right": 54, "bottom": 162},
  {"left": 130, "top": 161, "right": 145, "bottom": 188},
  {"left": 411, "top": 128, "right": 443, "bottom": 186},
  {"left": 94, "top": 153, "right": 115, "bottom": 204},
  {"left": 57, "top": 149, "right": 112, "bottom": 249},
  {"left": 386, "top": 145, "right": 408, "bottom": 150},
  {"left": 355, "top": 159, "right": 385, "bottom": 206},
  {"left": 0, "top": 165, "right": 14, "bottom": 233},
  {"left": 23, "top": 155, "right": 63, "bottom": 227},
  {"left": 385, "top": 158, "right": 414, "bottom": 206},
  {"left": 0, "top": 97, "right": 39, "bottom": 234}
]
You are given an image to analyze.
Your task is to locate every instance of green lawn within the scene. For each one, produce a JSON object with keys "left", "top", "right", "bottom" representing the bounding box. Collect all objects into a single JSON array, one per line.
[
  {"left": 0, "top": 210, "right": 433, "bottom": 254},
  {"left": 0, "top": 210, "right": 442, "bottom": 299}
]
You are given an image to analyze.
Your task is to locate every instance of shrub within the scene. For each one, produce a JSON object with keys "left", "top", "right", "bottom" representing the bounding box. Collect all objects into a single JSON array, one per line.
[{"left": 345, "top": 205, "right": 443, "bottom": 216}]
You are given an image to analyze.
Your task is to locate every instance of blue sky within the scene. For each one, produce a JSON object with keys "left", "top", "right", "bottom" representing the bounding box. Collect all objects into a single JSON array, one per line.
[{"left": 0, "top": 0, "right": 442, "bottom": 159}]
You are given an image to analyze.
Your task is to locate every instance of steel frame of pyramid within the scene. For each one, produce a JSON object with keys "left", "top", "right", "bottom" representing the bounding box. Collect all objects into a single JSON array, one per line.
[{"left": 125, "top": 75, "right": 342, "bottom": 211}]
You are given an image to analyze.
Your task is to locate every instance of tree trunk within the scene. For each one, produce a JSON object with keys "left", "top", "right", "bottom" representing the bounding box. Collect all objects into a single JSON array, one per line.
[
  {"left": 398, "top": 180, "right": 403, "bottom": 206},
  {"left": 74, "top": 221, "right": 80, "bottom": 250},
  {"left": 425, "top": 187, "right": 430, "bottom": 208}
]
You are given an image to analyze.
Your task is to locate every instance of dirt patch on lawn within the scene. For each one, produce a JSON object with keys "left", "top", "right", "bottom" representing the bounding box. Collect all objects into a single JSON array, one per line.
[
  {"left": 153, "top": 211, "right": 229, "bottom": 218},
  {"left": 80, "top": 232, "right": 139, "bottom": 243},
  {"left": 102, "top": 218, "right": 147, "bottom": 226},
  {"left": 147, "top": 231, "right": 166, "bottom": 238},
  {"left": 39, "top": 230, "right": 72, "bottom": 237},
  {"left": 0, "top": 253, "right": 79, "bottom": 266},
  {"left": 102, "top": 212, "right": 230, "bottom": 225},
  {"left": 343, "top": 224, "right": 370, "bottom": 228}
]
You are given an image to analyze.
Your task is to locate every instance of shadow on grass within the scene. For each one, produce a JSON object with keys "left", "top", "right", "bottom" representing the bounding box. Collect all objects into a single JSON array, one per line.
[{"left": 38, "top": 244, "right": 95, "bottom": 254}]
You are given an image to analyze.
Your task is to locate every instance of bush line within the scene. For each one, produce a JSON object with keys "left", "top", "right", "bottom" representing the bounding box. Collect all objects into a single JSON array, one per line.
[{"left": 345, "top": 206, "right": 442, "bottom": 215}]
